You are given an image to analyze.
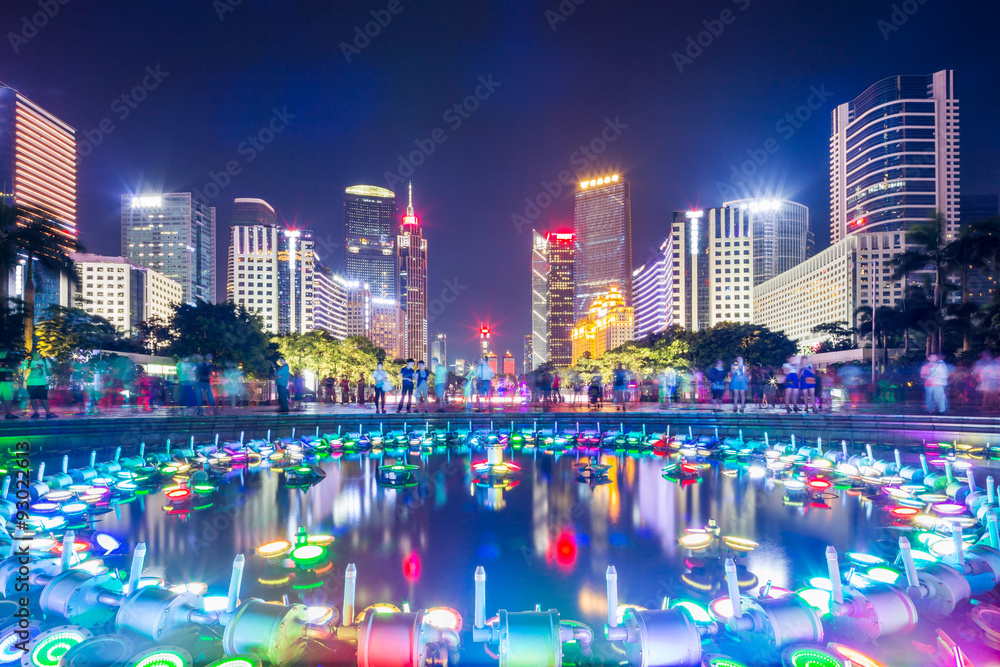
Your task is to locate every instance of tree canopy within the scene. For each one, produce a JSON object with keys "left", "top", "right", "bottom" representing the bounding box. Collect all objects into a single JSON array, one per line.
[{"left": 166, "top": 300, "right": 276, "bottom": 377}]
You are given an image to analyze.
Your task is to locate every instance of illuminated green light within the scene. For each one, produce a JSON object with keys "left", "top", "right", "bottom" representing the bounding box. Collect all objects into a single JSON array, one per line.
[
  {"left": 131, "top": 649, "right": 190, "bottom": 667},
  {"left": 787, "top": 648, "right": 844, "bottom": 667},
  {"left": 671, "top": 600, "right": 711, "bottom": 623},
  {"left": 30, "top": 630, "right": 87, "bottom": 667},
  {"left": 205, "top": 656, "right": 261, "bottom": 667},
  {"left": 709, "top": 659, "right": 748, "bottom": 667},
  {"left": 290, "top": 545, "right": 325, "bottom": 562}
]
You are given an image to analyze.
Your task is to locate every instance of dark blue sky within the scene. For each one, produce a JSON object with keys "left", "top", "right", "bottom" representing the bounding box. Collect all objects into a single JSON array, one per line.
[{"left": 2, "top": 0, "right": 997, "bottom": 364}]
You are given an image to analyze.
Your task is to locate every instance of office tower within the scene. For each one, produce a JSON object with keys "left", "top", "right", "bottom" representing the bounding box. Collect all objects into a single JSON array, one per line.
[
  {"left": 523, "top": 334, "right": 532, "bottom": 375},
  {"left": 227, "top": 199, "right": 281, "bottom": 331},
  {"left": 313, "top": 266, "right": 347, "bottom": 340},
  {"left": 668, "top": 211, "right": 709, "bottom": 331},
  {"left": 830, "top": 70, "right": 959, "bottom": 243},
  {"left": 570, "top": 286, "right": 634, "bottom": 364},
  {"left": 574, "top": 174, "right": 632, "bottom": 319},
  {"left": 431, "top": 333, "right": 447, "bottom": 367},
  {"left": 123, "top": 193, "right": 215, "bottom": 305},
  {"left": 502, "top": 351, "right": 515, "bottom": 376},
  {"left": 453, "top": 358, "right": 467, "bottom": 376},
  {"left": 632, "top": 237, "right": 673, "bottom": 340},
  {"left": 278, "top": 229, "right": 315, "bottom": 334},
  {"left": 486, "top": 352, "right": 498, "bottom": 375},
  {"left": 344, "top": 280, "right": 372, "bottom": 339},
  {"left": 344, "top": 185, "right": 398, "bottom": 299},
  {"left": 71, "top": 253, "right": 183, "bottom": 333},
  {"left": 0, "top": 86, "right": 77, "bottom": 253},
  {"left": 371, "top": 298, "right": 404, "bottom": 359},
  {"left": 530, "top": 231, "right": 548, "bottom": 369},
  {"left": 397, "top": 183, "right": 428, "bottom": 361},
  {"left": 546, "top": 232, "right": 574, "bottom": 366},
  {"left": 723, "top": 199, "right": 809, "bottom": 286}
]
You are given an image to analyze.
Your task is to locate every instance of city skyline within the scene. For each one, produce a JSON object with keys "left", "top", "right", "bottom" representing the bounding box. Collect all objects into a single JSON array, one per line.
[{"left": 2, "top": 1, "right": 998, "bottom": 362}]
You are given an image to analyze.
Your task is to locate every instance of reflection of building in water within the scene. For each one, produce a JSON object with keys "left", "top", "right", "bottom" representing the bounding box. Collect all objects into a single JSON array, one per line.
[{"left": 635, "top": 457, "right": 678, "bottom": 555}]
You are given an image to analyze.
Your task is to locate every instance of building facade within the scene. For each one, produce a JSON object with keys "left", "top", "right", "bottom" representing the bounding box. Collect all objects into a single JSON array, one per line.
[
  {"left": 723, "top": 199, "right": 809, "bottom": 286},
  {"left": 830, "top": 70, "right": 959, "bottom": 243},
  {"left": 523, "top": 334, "right": 532, "bottom": 376},
  {"left": 546, "top": 232, "right": 574, "bottom": 366},
  {"left": 570, "top": 286, "right": 634, "bottom": 364},
  {"left": 530, "top": 231, "right": 549, "bottom": 369},
  {"left": 754, "top": 231, "right": 906, "bottom": 348},
  {"left": 574, "top": 174, "right": 632, "bottom": 320},
  {"left": 344, "top": 280, "right": 372, "bottom": 339},
  {"left": 371, "top": 298, "right": 403, "bottom": 359},
  {"left": 313, "top": 266, "right": 347, "bottom": 340},
  {"left": 122, "top": 193, "right": 215, "bottom": 305},
  {"left": 344, "top": 185, "right": 398, "bottom": 300},
  {"left": 502, "top": 351, "right": 515, "bottom": 376},
  {"left": 72, "top": 253, "right": 183, "bottom": 333},
  {"left": 397, "top": 184, "right": 427, "bottom": 361},
  {"left": 431, "top": 333, "right": 447, "bottom": 366},
  {"left": 632, "top": 236, "right": 674, "bottom": 340}
]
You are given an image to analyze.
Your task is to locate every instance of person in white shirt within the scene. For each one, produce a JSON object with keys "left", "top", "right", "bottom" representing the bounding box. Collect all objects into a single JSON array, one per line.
[
  {"left": 371, "top": 362, "right": 389, "bottom": 414},
  {"left": 474, "top": 357, "right": 495, "bottom": 413},
  {"left": 432, "top": 357, "right": 448, "bottom": 413},
  {"left": 920, "top": 353, "right": 950, "bottom": 414}
]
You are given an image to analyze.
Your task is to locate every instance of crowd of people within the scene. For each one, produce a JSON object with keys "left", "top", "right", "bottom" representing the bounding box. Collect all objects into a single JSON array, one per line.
[{"left": 0, "top": 343, "right": 986, "bottom": 417}]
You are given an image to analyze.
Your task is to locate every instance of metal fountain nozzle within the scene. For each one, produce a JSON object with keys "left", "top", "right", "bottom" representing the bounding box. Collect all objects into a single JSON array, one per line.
[
  {"left": 127, "top": 542, "right": 146, "bottom": 594},
  {"left": 899, "top": 537, "right": 924, "bottom": 598},
  {"left": 472, "top": 565, "right": 493, "bottom": 643},
  {"left": 605, "top": 565, "right": 627, "bottom": 641},
  {"left": 724, "top": 558, "right": 751, "bottom": 631},
  {"left": 825, "top": 547, "right": 848, "bottom": 614},
  {"left": 227, "top": 554, "right": 245, "bottom": 615}
]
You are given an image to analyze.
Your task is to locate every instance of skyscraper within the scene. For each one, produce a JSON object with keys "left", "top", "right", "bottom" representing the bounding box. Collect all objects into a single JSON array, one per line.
[
  {"left": 227, "top": 198, "right": 281, "bottom": 331},
  {"left": 632, "top": 237, "right": 673, "bottom": 340},
  {"left": 830, "top": 70, "right": 959, "bottom": 243},
  {"left": 344, "top": 280, "right": 372, "bottom": 339},
  {"left": 278, "top": 229, "right": 316, "bottom": 334},
  {"left": 371, "top": 298, "right": 403, "bottom": 359},
  {"left": 502, "top": 351, "right": 515, "bottom": 376},
  {"left": 313, "top": 266, "right": 348, "bottom": 340},
  {"left": 723, "top": 199, "right": 809, "bottom": 286},
  {"left": 344, "top": 185, "right": 398, "bottom": 299},
  {"left": 546, "top": 232, "right": 574, "bottom": 367},
  {"left": 397, "top": 183, "right": 428, "bottom": 361},
  {"left": 530, "top": 231, "right": 548, "bottom": 369},
  {"left": 574, "top": 174, "right": 632, "bottom": 320},
  {"left": 431, "top": 333, "right": 447, "bottom": 367},
  {"left": 0, "top": 86, "right": 77, "bottom": 254},
  {"left": 122, "top": 193, "right": 215, "bottom": 304},
  {"left": 570, "top": 286, "right": 634, "bottom": 364},
  {"left": 523, "top": 334, "right": 532, "bottom": 375}
]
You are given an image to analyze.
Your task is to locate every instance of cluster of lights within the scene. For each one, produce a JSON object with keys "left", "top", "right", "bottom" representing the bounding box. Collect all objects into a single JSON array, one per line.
[
  {"left": 130, "top": 195, "right": 163, "bottom": 208},
  {"left": 579, "top": 174, "right": 620, "bottom": 189}
]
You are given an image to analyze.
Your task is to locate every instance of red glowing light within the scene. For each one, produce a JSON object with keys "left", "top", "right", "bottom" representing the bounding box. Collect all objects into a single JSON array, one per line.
[
  {"left": 546, "top": 232, "right": 575, "bottom": 241},
  {"left": 403, "top": 552, "right": 422, "bottom": 582},
  {"left": 166, "top": 489, "right": 192, "bottom": 500},
  {"left": 53, "top": 541, "right": 90, "bottom": 554},
  {"left": 806, "top": 479, "right": 831, "bottom": 491},
  {"left": 552, "top": 531, "right": 577, "bottom": 566},
  {"left": 892, "top": 506, "right": 919, "bottom": 517},
  {"left": 402, "top": 214, "right": 418, "bottom": 226}
]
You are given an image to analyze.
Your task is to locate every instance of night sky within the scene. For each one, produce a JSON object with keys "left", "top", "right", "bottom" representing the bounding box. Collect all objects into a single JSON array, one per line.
[{"left": 1, "top": 0, "right": 997, "bottom": 364}]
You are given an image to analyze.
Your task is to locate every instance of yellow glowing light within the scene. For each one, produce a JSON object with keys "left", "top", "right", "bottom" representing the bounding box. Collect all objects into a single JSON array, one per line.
[
  {"left": 306, "top": 605, "right": 335, "bottom": 624},
  {"left": 256, "top": 540, "right": 292, "bottom": 557},
  {"left": 424, "top": 607, "right": 463, "bottom": 631},
  {"left": 679, "top": 533, "right": 713, "bottom": 550},
  {"left": 615, "top": 604, "right": 647, "bottom": 624},
  {"left": 356, "top": 604, "right": 400, "bottom": 623},
  {"left": 612, "top": 174, "right": 619, "bottom": 181},
  {"left": 589, "top": 180, "right": 597, "bottom": 187},
  {"left": 722, "top": 537, "right": 758, "bottom": 552},
  {"left": 170, "top": 582, "right": 208, "bottom": 595},
  {"left": 306, "top": 535, "right": 335, "bottom": 546}
]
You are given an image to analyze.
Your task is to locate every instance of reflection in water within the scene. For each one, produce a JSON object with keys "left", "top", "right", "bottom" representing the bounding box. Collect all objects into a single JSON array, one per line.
[{"left": 93, "top": 448, "right": 965, "bottom": 628}]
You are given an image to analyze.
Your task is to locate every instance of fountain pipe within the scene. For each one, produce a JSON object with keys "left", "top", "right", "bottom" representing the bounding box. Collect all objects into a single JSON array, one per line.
[
  {"left": 37, "top": 462, "right": 44, "bottom": 482},
  {"left": 966, "top": 469, "right": 976, "bottom": 493},
  {"left": 899, "top": 537, "right": 921, "bottom": 595},
  {"left": 920, "top": 454, "right": 929, "bottom": 476},
  {"left": 988, "top": 476, "right": 996, "bottom": 505},
  {"left": 127, "top": 543, "right": 146, "bottom": 594},
  {"left": 606, "top": 566, "right": 619, "bottom": 628},
  {"left": 60, "top": 530, "right": 75, "bottom": 572},
  {"left": 825, "top": 547, "right": 844, "bottom": 605},
  {"left": 474, "top": 566, "right": 486, "bottom": 629},
  {"left": 724, "top": 558, "right": 743, "bottom": 620},
  {"left": 951, "top": 524, "right": 965, "bottom": 569},
  {"left": 227, "top": 554, "right": 245, "bottom": 613},
  {"left": 343, "top": 563, "right": 357, "bottom": 627},
  {"left": 988, "top": 514, "right": 999, "bottom": 550},
  {"left": 945, "top": 460, "right": 954, "bottom": 486},
  {"left": 894, "top": 449, "right": 902, "bottom": 471}
]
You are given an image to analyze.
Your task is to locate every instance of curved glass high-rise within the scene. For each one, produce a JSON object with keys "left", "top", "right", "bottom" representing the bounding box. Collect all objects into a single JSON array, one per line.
[
  {"left": 723, "top": 198, "right": 808, "bottom": 286},
  {"left": 830, "top": 70, "right": 958, "bottom": 242},
  {"left": 344, "top": 185, "right": 398, "bottom": 299}
]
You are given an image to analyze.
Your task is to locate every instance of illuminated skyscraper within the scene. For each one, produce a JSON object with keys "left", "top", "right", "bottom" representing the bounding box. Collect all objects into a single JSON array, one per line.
[
  {"left": 523, "top": 334, "right": 532, "bottom": 375},
  {"left": 486, "top": 352, "right": 498, "bottom": 375},
  {"left": 71, "top": 253, "right": 183, "bottom": 333},
  {"left": 227, "top": 198, "right": 280, "bottom": 331},
  {"left": 397, "top": 183, "right": 428, "bottom": 361},
  {"left": 570, "top": 286, "right": 634, "bottom": 364},
  {"left": 546, "top": 232, "right": 574, "bottom": 367},
  {"left": 830, "top": 70, "right": 959, "bottom": 242},
  {"left": 0, "top": 86, "right": 77, "bottom": 253},
  {"left": 574, "top": 174, "right": 632, "bottom": 320},
  {"left": 314, "top": 266, "right": 348, "bottom": 340},
  {"left": 345, "top": 185, "right": 398, "bottom": 299},
  {"left": 371, "top": 298, "right": 404, "bottom": 358},
  {"left": 530, "top": 231, "right": 548, "bottom": 369},
  {"left": 723, "top": 198, "right": 808, "bottom": 286},
  {"left": 632, "top": 237, "right": 673, "bottom": 339},
  {"left": 502, "top": 351, "right": 515, "bottom": 376},
  {"left": 123, "top": 193, "right": 216, "bottom": 304},
  {"left": 431, "top": 333, "right": 447, "bottom": 367}
]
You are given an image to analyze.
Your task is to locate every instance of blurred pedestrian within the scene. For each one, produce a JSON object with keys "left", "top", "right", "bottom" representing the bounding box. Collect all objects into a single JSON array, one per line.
[
  {"left": 973, "top": 351, "right": 999, "bottom": 412},
  {"left": 800, "top": 360, "right": 817, "bottom": 413},
  {"left": 0, "top": 346, "right": 20, "bottom": 419},
  {"left": 784, "top": 358, "right": 800, "bottom": 413},
  {"left": 921, "top": 353, "right": 950, "bottom": 414},
  {"left": 707, "top": 360, "right": 726, "bottom": 412},
  {"left": 433, "top": 357, "right": 448, "bottom": 412},
  {"left": 23, "top": 350, "right": 55, "bottom": 419},
  {"left": 275, "top": 357, "right": 290, "bottom": 413},
  {"left": 357, "top": 372, "right": 367, "bottom": 406},
  {"left": 415, "top": 360, "right": 430, "bottom": 414},
  {"left": 613, "top": 363, "right": 629, "bottom": 412},
  {"left": 397, "top": 359, "right": 415, "bottom": 413},
  {"left": 195, "top": 354, "right": 216, "bottom": 416},
  {"left": 341, "top": 375, "right": 351, "bottom": 405},
  {"left": 473, "top": 357, "right": 495, "bottom": 413},
  {"left": 372, "top": 361, "right": 390, "bottom": 414},
  {"left": 730, "top": 356, "right": 748, "bottom": 413}
]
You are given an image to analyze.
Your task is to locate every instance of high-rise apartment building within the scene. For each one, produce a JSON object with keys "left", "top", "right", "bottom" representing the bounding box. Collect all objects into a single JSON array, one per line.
[
  {"left": 371, "top": 298, "right": 403, "bottom": 359},
  {"left": 344, "top": 280, "right": 372, "bottom": 339},
  {"left": 523, "top": 334, "right": 532, "bottom": 375},
  {"left": 71, "top": 253, "right": 183, "bottom": 333},
  {"left": 632, "top": 237, "right": 674, "bottom": 340},
  {"left": 502, "top": 351, "right": 515, "bottom": 376},
  {"left": 571, "top": 286, "right": 634, "bottom": 364},
  {"left": 314, "top": 266, "right": 347, "bottom": 340},
  {"left": 723, "top": 199, "right": 809, "bottom": 286},
  {"left": 530, "top": 231, "right": 549, "bottom": 369},
  {"left": 344, "top": 185, "right": 398, "bottom": 299},
  {"left": 486, "top": 352, "right": 498, "bottom": 375},
  {"left": 0, "top": 86, "right": 77, "bottom": 254},
  {"left": 431, "top": 333, "right": 447, "bottom": 366},
  {"left": 574, "top": 174, "right": 632, "bottom": 319},
  {"left": 546, "top": 232, "right": 574, "bottom": 366},
  {"left": 122, "top": 193, "right": 215, "bottom": 305},
  {"left": 830, "top": 70, "right": 959, "bottom": 243},
  {"left": 397, "top": 183, "right": 428, "bottom": 361}
]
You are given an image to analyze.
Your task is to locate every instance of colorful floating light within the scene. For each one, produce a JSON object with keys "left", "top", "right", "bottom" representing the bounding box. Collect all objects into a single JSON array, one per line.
[
  {"left": 671, "top": 600, "right": 711, "bottom": 623},
  {"left": 678, "top": 532, "right": 713, "bottom": 550},
  {"left": 28, "top": 628, "right": 90, "bottom": 667},
  {"left": 424, "top": 607, "right": 463, "bottom": 631},
  {"left": 797, "top": 588, "right": 832, "bottom": 615},
  {"left": 784, "top": 647, "right": 844, "bottom": 667},
  {"left": 169, "top": 582, "right": 208, "bottom": 595},
  {"left": 128, "top": 648, "right": 192, "bottom": 667},
  {"left": 256, "top": 540, "right": 292, "bottom": 558},
  {"left": 827, "top": 644, "right": 886, "bottom": 667},
  {"left": 290, "top": 544, "right": 325, "bottom": 563}
]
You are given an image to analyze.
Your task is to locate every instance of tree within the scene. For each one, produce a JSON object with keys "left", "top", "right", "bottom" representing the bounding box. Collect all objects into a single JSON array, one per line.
[
  {"left": 273, "top": 332, "right": 393, "bottom": 387},
  {"left": 0, "top": 202, "right": 79, "bottom": 351},
  {"left": 810, "top": 321, "right": 856, "bottom": 352},
  {"left": 687, "top": 322, "right": 796, "bottom": 369},
  {"left": 134, "top": 315, "right": 173, "bottom": 355},
  {"left": 35, "top": 305, "right": 118, "bottom": 363},
  {"left": 891, "top": 212, "right": 949, "bottom": 355},
  {"left": 166, "top": 300, "right": 275, "bottom": 377}
]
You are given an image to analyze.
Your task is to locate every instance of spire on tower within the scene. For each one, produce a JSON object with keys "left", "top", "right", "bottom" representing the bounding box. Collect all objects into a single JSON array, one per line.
[{"left": 402, "top": 181, "right": 417, "bottom": 226}]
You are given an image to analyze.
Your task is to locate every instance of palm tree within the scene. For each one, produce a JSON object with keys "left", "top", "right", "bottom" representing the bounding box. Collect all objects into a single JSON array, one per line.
[
  {"left": 0, "top": 202, "right": 78, "bottom": 351},
  {"left": 891, "top": 212, "right": 949, "bottom": 355}
]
